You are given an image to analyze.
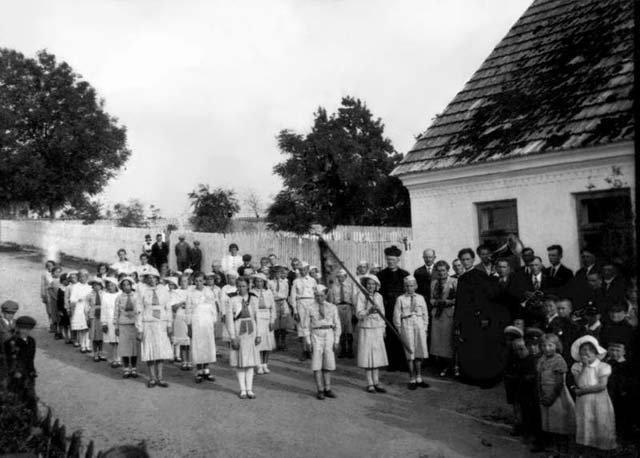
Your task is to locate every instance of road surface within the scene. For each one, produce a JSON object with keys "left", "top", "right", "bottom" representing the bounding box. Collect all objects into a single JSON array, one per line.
[{"left": 0, "top": 246, "right": 532, "bottom": 457}]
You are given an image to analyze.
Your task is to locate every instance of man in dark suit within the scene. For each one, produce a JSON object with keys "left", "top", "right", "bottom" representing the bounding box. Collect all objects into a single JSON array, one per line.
[
  {"left": 493, "top": 258, "right": 521, "bottom": 321},
  {"left": 515, "top": 247, "right": 535, "bottom": 277},
  {"left": 473, "top": 244, "right": 495, "bottom": 277},
  {"left": 545, "top": 244, "right": 573, "bottom": 293},
  {"left": 414, "top": 248, "right": 436, "bottom": 309},
  {"left": 150, "top": 233, "right": 169, "bottom": 268},
  {"left": 601, "top": 261, "right": 627, "bottom": 307},
  {"left": 569, "top": 248, "right": 599, "bottom": 312}
]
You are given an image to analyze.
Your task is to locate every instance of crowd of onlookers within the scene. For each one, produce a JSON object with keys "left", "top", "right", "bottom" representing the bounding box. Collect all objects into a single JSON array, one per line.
[{"left": 1, "top": 232, "right": 638, "bottom": 454}]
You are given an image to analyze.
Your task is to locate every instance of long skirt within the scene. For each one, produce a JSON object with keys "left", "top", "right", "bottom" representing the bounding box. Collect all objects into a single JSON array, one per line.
[
  {"left": 255, "top": 309, "right": 275, "bottom": 351},
  {"left": 118, "top": 324, "right": 139, "bottom": 358},
  {"left": 103, "top": 322, "right": 118, "bottom": 344},
  {"left": 311, "top": 329, "right": 337, "bottom": 371},
  {"left": 140, "top": 321, "right": 173, "bottom": 362},
  {"left": 296, "top": 298, "right": 314, "bottom": 337},
  {"left": 191, "top": 312, "right": 216, "bottom": 364},
  {"left": 357, "top": 326, "right": 388, "bottom": 369},
  {"left": 400, "top": 319, "right": 428, "bottom": 360},
  {"left": 70, "top": 303, "right": 88, "bottom": 331},
  {"left": 540, "top": 385, "right": 576, "bottom": 434},
  {"left": 274, "top": 299, "right": 291, "bottom": 330},
  {"left": 430, "top": 307, "right": 454, "bottom": 359},
  {"left": 337, "top": 304, "right": 354, "bottom": 334},
  {"left": 172, "top": 310, "right": 190, "bottom": 347},
  {"left": 229, "top": 318, "right": 259, "bottom": 368}
]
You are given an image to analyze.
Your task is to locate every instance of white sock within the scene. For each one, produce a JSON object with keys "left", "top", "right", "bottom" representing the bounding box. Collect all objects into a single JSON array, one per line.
[
  {"left": 237, "top": 370, "right": 246, "bottom": 392},
  {"left": 246, "top": 367, "right": 254, "bottom": 391}
]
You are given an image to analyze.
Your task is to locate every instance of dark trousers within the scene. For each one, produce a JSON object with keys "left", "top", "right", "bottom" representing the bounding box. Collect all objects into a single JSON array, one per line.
[{"left": 384, "top": 330, "right": 408, "bottom": 371}]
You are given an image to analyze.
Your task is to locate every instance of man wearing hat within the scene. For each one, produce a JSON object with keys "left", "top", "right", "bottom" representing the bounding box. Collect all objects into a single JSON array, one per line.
[
  {"left": 175, "top": 236, "right": 191, "bottom": 272},
  {"left": 377, "top": 246, "right": 409, "bottom": 372},
  {"left": 4, "top": 316, "right": 38, "bottom": 412},
  {"left": 0, "top": 300, "right": 19, "bottom": 385},
  {"left": 328, "top": 269, "right": 356, "bottom": 358}
]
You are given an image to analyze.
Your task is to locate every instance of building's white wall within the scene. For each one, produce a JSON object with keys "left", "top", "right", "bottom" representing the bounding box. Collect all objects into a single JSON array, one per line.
[{"left": 404, "top": 146, "right": 635, "bottom": 272}]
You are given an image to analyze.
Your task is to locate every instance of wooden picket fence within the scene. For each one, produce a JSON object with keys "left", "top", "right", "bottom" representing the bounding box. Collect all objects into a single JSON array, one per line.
[{"left": 0, "top": 220, "right": 414, "bottom": 272}]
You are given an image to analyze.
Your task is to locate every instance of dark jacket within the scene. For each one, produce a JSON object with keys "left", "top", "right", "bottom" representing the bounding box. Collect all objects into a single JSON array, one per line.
[
  {"left": 151, "top": 241, "right": 169, "bottom": 267},
  {"left": 602, "top": 276, "right": 627, "bottom": 306},
  {"left": 544, "top": 264, "right": 574, "bottom": 292},
  {"left": 413, "top": 265, "right": 434, "bottom": 307}
]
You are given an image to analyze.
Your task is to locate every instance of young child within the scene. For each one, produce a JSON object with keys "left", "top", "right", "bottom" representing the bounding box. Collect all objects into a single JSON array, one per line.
[
  {"left": 70, "top": 269, "right": 92, "bottom": 352},
  {"left": 87, "top": 277, "right": 106, "bottom": 361},
  {"left": 187, "top": 272, "right": 218, "bottom": 383},
  {"left": 304, "top": 285, "right": 341, "bottom": 400},
  {"left": 570, "top": 335, "right": 617, "bottom": 452},
  {"left": 252, "top": 273, "right": 276, "bottom": 374},
  {"left": 0, "top": 300, "right": 18, "bottom": 385},
  {"left": 64, "top": 270, "right": 78, "bottom": 345},
  {"left": 356, "top": 274, "right": 388, "bottom": 393},
  {"left": 220, "top": 272, "right": 239, "bottom": 351},
  {"left": 268, "top": 266, "right": 290, "bottom": 351},
  {"left": 101, "top": 278, "right": 120, "bottom": 367},
  {"left": 114, "top": 277, "right": 140, "bottom": 378},
  {"left": 605, "top": 341, "right": 632, "bottom": 441},
  {"left": 4, "top": 316, "right": 38, "bottom": 414},
  {"left": 503, "top": 325, "right": 524, "bottom": 434},
  {"left": 41, "top": 260, "right": 55, "bottom": 332},
  {"left": 226, "top": 277, "right": 261, "bottom": 399},
  {"left": 171, "top": 276, "right": 191, "bottom": 370},
  {"left": 581, "top": 305, "right": 602, "bottom": 340},
  {"left": 56, "top": 273, "right": 72, "bottom": 344},
  {"left": 329, "top": 269, "right": 355, "bottom": 359},
  {"left": 521, "top": 328, "right": 543, "bottom": 450},
  {"left": 48, "top": 266, "right": 63, "bottom": 339},
  {"left": 554, "top": 298, "right": 580, "bottom": 364},
  {"left": 393, "top": 276, "right": 429, "bottom": 390},
  {"left": 536, "top": 333, "right": 575, "bottom": 453}
]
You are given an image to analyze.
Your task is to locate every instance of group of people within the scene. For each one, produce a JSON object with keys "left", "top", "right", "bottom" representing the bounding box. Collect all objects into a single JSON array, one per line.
[{"left": 3, "top": 234, "right": 638, "bottom": 452}]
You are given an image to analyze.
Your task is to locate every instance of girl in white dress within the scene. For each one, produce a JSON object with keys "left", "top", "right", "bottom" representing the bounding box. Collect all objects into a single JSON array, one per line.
[
  {"left": 393, "top": 276, "right": 429, "bottom": 390},
  {"left": 226, "top": 277, "right": 261, "bottom": 399},
  {"left": 570, "top": 335, "right": 617, "bottom": 451},
  {"left": 137, "top": 271, "right": 173, "bottom": 388},
  {"left": 356, "top": 274, "right": 388, "bottom": 393},
  {"left": 220, "top": 272, "right": 239, "bottom": 346},
  {"left": 110, "top": 248, "right": 135, "bottom": 276},
  {"left": 101, "top": 277, "right": 121, "bottom": 367},
  {"left": 251, "top": 273, "right": 276, "bottom": 374},
  {"left": 70, "top": 269, "right": 92, "bottom": 352},
  {"left": 187, "top": 272, "right": 218, "bottom": 383},
  {"left": 171, "top": 275, "right": 191, "bottom": 370}
]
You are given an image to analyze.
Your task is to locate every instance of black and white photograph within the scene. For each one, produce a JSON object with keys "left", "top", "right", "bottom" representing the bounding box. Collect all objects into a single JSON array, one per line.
[{"left": 0, "top": 0, "right": 638, "bottom": 456}]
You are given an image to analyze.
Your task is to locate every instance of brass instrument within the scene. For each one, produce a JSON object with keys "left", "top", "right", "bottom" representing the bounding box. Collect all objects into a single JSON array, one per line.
[{"left": 490, "top": 234, "right": 524, "bottom": 263}]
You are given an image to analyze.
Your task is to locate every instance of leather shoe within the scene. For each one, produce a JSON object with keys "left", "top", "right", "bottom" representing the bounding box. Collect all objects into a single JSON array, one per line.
[
  {"left": 156, "top": 380, "right": 169, "bottom": 388},
  {"left": 324, "top": 390, "right": 336, "bottom": 398},
  {"left": 316, "top": 391, "right": 325, "bottom": 400},
  {"left": 408, "top": 382, "right": 417, "bottom": 390},
  {"left": 374, "top": 385, "right": 387, "bottom": 393}
]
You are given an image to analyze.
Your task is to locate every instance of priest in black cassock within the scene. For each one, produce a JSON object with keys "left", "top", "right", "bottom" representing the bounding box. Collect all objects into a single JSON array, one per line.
[{"left": 377, "top": 246, "right": 409, "bottom": 372}]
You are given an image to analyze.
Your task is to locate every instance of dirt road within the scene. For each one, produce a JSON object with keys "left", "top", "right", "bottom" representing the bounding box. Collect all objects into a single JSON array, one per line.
[{"left": 0, "top": 247, "right": 532, "bottom": 457}]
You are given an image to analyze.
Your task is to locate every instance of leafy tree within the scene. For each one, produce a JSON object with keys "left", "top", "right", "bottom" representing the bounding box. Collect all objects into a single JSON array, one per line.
[
  {"left": 61, "top": 195, "right": 103, "bottom": 225},
  {"left": 0, "top": 48, "right": 130, "bottom": 217},
  {"left": 113, "top": 199, "right": 147, "bottom": 228},
  {"left": 188, "top": 184, "right": 240, "bottom": 233},
  {"left": 267, "top": 96, "right": 410, "bottom": 233}
]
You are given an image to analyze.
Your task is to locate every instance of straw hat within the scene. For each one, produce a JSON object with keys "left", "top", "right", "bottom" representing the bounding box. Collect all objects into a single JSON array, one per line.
[
  {"left": 251, "top": 272, "right": 268, "bottom": 283},
  {"left": 88, "top": 277, "right": 104, "bottom": 287},
  {"left": 165, "top": 277, "right": 179, "bottom": 288},
  {"left": 360, "top": 274, "right": 380, "bottom": 288}
]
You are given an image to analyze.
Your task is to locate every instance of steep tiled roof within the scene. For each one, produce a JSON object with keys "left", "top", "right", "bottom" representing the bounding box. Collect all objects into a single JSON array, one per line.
[{"left": 393, "top": 0, "right": 634, "bottom": 176}]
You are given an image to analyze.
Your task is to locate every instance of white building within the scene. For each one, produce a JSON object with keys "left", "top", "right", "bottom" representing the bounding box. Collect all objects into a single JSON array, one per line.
[{"left": 392, "top": 0, "right": 635, "bottom": 272}]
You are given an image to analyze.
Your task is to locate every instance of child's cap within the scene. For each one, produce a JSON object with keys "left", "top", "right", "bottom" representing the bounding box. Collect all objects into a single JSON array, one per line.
[
  {"left": 609, "top": 302, "right": 628, "bottom": 313},
  {"left": 504, "top": 325, "right": 523, "bottom": 339},
  {"left": 242, "top": 254, "right": 252, "bottom": 261},
  {"left": 524, "top": 327, "right": 544, "bottom": 344},
  {"left": 1, "top": 300, "right": 19, "bottom": 314},
  {"left": 607, "top": 341, "right": 625, "bottom": 350},
  {"left": 583, "top": 304, "right": 599, "bottom": 316},
  {"left": 16, "top": 316, "right": 36, "bottom": 329}
]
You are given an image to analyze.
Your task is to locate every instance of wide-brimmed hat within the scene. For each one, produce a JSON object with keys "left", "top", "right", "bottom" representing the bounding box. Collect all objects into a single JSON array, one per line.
[
  {"left": 251, "top": 272, "right": 268, "bottom": 283},
  {"left": 314, "top": 284, "right": 327, "bottom": 294},
  {"left": 360, "top": 274, "right": 380, "bottom": 288},
  {"left": 165, "top": 277, "right": 179, "bottom": 288},
  {"left": 504, "top": 325, "right": 524, "bottom": 339},
  {"left": 571, "top": 335, "right": 607, "bottom": 362},
  {"left": 103, "top": 276, "right": 118, "bottom": 287},
  {"left": 143, "top": 268, "right": 161, "bottom": 278},
  {"left": 89, "top": 277, "right": 104, "bottom": 287}
]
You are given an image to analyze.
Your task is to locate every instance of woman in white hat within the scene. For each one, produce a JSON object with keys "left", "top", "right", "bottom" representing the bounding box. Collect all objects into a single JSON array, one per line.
[
  {"left": 356, "top": 274, "right": 388, "bottom": 393},
  {"left": 114, "top": 277, "right": 140, "bottom": 378},
  {"left": 136, "top": 270, "right": 173, "bottom": 388},
  {"left": 251, "top": 273, "right": 276, "bottom": 374},
  {"left": 226, "top": 277, "right": 261, "bottom": 399},
  {"left": 570, "top": 335, "right": 617, "bottom": 451},
  {"left": 101, "top": 277, "right": 121, "bottom": 367},
  {"left": 69, "top": 269, "right": 92, "bottom": 352},
  {"left": 187, "top": 272, "right": 218, "bottom": 383}
]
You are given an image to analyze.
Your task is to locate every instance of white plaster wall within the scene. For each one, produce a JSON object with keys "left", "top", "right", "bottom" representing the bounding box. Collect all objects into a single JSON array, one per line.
[{"left": 404, "top": 148, "right": 635, "bottom": 272}]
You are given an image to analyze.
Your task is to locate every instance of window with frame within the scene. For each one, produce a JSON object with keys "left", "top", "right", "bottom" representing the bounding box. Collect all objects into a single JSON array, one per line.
[{"left": 476, "top": 199, "right": 519, "bottom": 251}]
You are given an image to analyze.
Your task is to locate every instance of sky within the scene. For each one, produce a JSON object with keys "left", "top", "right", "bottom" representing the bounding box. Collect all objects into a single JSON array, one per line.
[{"left": 2, "top": 0, "right": 532, "bottom": 218}]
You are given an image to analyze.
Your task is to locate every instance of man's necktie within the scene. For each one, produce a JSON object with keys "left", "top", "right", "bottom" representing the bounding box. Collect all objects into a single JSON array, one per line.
[
  {"left": 410, "top": 294, "right": 416, "bottom": 313},
  {"left": 340, "top": 284, "right": 345, "bottom": 303},
  {"left": 319, "top": 302, "right": 325, "bottom": 320}
]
